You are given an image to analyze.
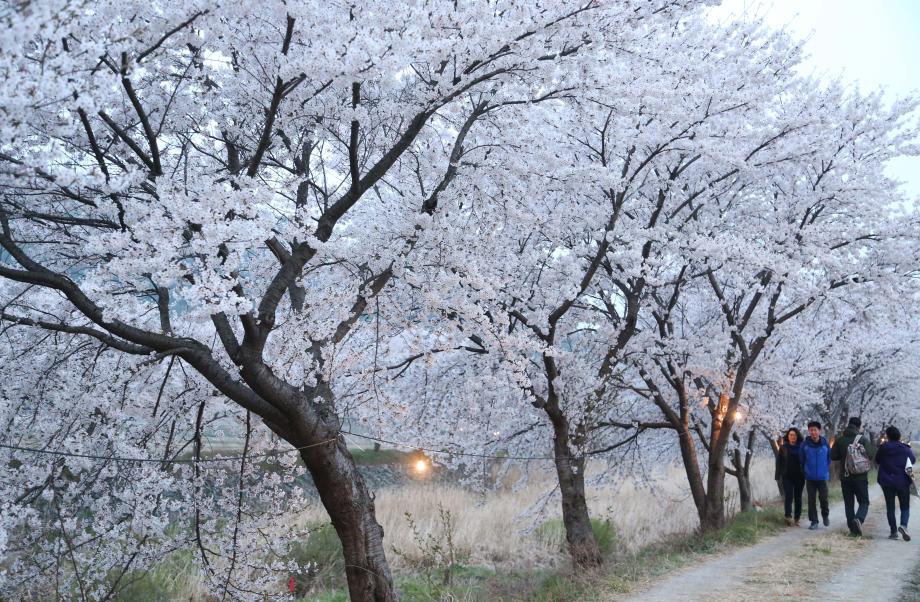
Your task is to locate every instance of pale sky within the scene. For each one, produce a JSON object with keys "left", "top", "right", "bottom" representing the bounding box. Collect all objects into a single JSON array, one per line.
[{"left": 713, "top": 0, "right": 920, "bottom": 201}]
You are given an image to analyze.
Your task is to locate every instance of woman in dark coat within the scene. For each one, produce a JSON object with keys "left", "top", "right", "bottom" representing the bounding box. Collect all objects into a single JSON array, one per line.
[
  {"left": 775, "top": 427, "right": 806, "bottom": 526},
  {"left": 875, "top": 425, "right": 916, "bottom": 541}
]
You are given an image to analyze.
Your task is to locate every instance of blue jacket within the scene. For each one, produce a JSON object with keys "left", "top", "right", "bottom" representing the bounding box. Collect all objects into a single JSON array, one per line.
[
  {"left": 800, "top": 435, "right": 831, "bottom": 481},
  {"left": 875, "top": 441, "right": 916, "bottom": 490}
]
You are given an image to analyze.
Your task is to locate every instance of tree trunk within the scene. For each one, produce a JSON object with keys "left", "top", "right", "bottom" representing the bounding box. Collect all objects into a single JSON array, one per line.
[
  {"left": 546, "top": 406, "right": 602, "bottom": 569},
  {"left": 700, "top": 459, "right": 727, "bottom": 531},
  {"left": 299, "top": 437, "right": 396, "bottom": 602},
  {"left": 768, "top": 434, "right": 784, "bottom": 497},
  {"left": 737, "top": 471, "right": 753, "bottom": 512},
  {"left": 231, "top": 367, "right": 397, "bottom": 601},
  {"left": 731, "top": 430, "right": 755, "bottom": 512},
  {"left": 674, "top": 426, "right": 711, "bottom": 528},
  {"left": 673, "top": 420, "right": 730, "bottom": 531},
  {"left": 552, "top": 443, "right": 601, "bottom": 568}
]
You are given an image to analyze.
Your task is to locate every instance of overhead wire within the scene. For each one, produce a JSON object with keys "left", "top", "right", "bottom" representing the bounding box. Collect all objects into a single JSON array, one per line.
[{"left": 0, "top": 429, "right": 561, "bottom": 463}]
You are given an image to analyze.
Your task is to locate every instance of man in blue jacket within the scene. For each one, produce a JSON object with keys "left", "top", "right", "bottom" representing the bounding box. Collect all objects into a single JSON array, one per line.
[{"left": 801, "top": 420, "right": 831, "bottom": 530}]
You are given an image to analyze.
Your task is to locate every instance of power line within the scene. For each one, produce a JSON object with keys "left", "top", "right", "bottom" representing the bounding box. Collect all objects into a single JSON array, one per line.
[
  {"left": 340, "top": 430, "right": 556, "bottom": 460},
  {"left": 0, "top": 431, "right": 561, "bottom": 463},
  {"left": 0, "top": 437, "right": 339, "bottom": 464}
]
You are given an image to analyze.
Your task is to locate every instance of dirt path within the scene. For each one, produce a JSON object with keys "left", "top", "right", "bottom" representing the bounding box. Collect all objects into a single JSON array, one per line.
[{"left": 625, "top": 488, "right": 919, "bottom": 601}]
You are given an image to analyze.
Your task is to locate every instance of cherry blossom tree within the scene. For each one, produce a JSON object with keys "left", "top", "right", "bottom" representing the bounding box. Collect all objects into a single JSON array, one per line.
[
  {"left": 623, "top": 78, "right": 919, "bottom": 529},
  {"left": 356, "top": 12, "right": 919, "bottom": 557},
  {"left": 3, "top": 1, "right": 918, "bottom": 598},
  {"left": 376, "top": 15, "right": 816, "bottom": 548},
  {"left": 0, "top": 1, "right": 711, "bottom": 599}
]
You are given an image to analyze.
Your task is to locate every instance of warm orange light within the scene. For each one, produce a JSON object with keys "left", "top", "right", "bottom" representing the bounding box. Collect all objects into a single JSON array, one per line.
[
  {"left": 414, "top": 459, "right": 428, "bottom": 474},
  {"left": 734, "top": 410, "right": 743, "bottom": 420}
]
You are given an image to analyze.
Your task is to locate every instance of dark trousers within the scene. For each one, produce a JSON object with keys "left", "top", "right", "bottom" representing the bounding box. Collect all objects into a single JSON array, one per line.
[
  {"left": 782, "top": 476, "right": 805, "bottom": 520},
  {"left": 841, "top": 479, "right": 870, "bottom": 530},
  {"left": 806, "top": 480, "right": 829, "bottom": 523},
  {"left": 881, "top": 485, "right": 910, "bottom": 532}
]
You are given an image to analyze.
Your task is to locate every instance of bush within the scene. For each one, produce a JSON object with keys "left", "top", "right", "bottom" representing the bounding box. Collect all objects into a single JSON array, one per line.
[
  {"left": 535, "top": 517, "right": 618, "bottom": 556},
  {"left": 284, "top": 523, "right": 345, "bottom": 596},
  {"left": 532, "top": 573, "right": 587, "bottom": 602},
  {"left": 392, "top": 503, "right": 465, "bottom": 589},
  {"left": 113, "top": 549, "right": 199, "bottom": 601}
]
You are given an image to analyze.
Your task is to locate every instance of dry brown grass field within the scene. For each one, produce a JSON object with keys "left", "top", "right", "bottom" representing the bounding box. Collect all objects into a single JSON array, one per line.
[
  {"left": 160, "top": 457, "right": 780, "bottom": 601},
  {"left": 323, "top": 460, "right": 778, "bottom": 569}
]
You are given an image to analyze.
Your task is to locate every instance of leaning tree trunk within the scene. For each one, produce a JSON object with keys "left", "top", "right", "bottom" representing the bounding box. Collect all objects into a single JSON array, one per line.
[
  {"left": 673, "top": 424, "right": 712, "bottom": 531},
  {"left": 664, "top": 380, "right": 729, "bottom": 533},
  {"left": 282, "top": 381, "right": 396, "bottom": 602},
  {"left": 298, "top": 436, "right": 396, "bottom": 602},
  {"left": 676, "top": 431, "right": 728, "bottom": 531},
  {"left": 545, "top": 402, "right": 602, "bottom": 569}
]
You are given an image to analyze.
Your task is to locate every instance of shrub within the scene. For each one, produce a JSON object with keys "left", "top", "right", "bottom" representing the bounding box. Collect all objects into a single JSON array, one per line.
[
  {"left": 535, "top": 518, "right": 618, "bottom": 557},
  {"left": 284, "top": 523, "right": 345, "bottom": 596}
]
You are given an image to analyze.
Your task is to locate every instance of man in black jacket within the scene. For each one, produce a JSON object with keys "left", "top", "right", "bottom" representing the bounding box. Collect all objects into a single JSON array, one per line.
[{"left": 831, "top": 416, "right": 877, "bottom": 536}]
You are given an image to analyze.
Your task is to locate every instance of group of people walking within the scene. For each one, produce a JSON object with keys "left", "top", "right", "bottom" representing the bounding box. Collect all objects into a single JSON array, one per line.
[{"left": 774, "top": 417, "right": 916, "bottom": 540}]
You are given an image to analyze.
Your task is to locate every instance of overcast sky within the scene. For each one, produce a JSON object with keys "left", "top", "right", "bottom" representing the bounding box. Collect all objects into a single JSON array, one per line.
[{"left": 713, "top": 0, "right": 920, "bottom": 200}]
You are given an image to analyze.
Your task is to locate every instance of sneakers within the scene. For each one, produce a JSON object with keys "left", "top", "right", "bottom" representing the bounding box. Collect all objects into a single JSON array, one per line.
[
  {"left": 822, "top": 516, "right": 830, "bottom": 527},
  {"left": 850, "top": 518, "right": 863, "bottom": 537},
  {"left": 784, "top": 517, "right": 794, "bottom": 527},
  {"left": 809, "top": 522, "right": 819, "bottom": 530},
  {"left": 889, "top": 532, "right": 900, "bottom": 540},
  {"left": 899, "top": 526, "right": 911, "bottom": 542}
]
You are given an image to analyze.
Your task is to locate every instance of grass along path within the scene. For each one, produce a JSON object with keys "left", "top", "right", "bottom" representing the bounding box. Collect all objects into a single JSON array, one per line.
[{"left": 624, "top": 485, "right": 919, "bottom": 602}]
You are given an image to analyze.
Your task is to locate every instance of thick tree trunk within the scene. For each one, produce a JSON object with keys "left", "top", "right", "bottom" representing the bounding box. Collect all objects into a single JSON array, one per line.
[
  {"left": 299, "top": 437, "right": 396, "bottom": 602},
  {"left": 673, "top": 421, "right": 729, "bottom": 531},
  {"left": 552, "top": 437, "right": 601, "bottom": 569},
  {"left": 540, "top": 351, "right": 601, "bottom": 570},
  {"left": 700, "top": 459, "right": 727, "bottom": 531},
  {"left": 545, "top": 401, "right": 601, "bottom": 569},
  {"left": 232, "top": 363, "right": 397, "bottom": 601}
]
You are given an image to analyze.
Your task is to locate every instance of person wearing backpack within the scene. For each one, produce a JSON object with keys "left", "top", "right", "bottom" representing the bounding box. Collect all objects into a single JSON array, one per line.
[
  {"left": 875, "top": 426, "right": 915, "bottom": 541},
  {"left": 800, "top": 421, "right": 831, "bottom": 530},
  {"left": 831, "top": 416, "right": 876, "bottom": 536},
  {"left": 775, "top": 427, "right": 805, "bottom": 526}
]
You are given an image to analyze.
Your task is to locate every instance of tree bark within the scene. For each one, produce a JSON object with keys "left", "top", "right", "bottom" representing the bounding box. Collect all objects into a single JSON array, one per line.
[
  {"left": 674, "top": 428, "right": 731, "bottom": 530},
  {"left": 552, "top": 439, "right": 601, "bottom": 568},
  {"left": 736, "top": 471, "right": 753, "bottom": 512},
  {"left": 767, "top": 433, "right": 784, "bottom": 497},
  {"left": 299, "top": 436, "right": 396, "bottom": 602},
  {"left": 730, "top": 429, "right": 756, "bottom": 512},
  {"left": 675, "top": 427, "right": 708, "bottom": 517},
  {"left": 545, "top": 403, "right": 601, "bottom": 569},
  {"left": 670, "top": 423, "right": 729, "bottom": 531},
  {"left": 700, "top": 457, "right": 727, "bottom": 531}
]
